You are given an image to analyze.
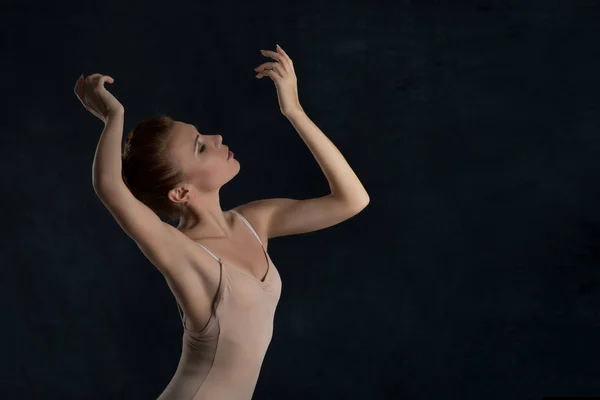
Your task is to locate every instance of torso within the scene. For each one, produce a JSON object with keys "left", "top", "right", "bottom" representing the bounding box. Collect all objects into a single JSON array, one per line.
[{"left": 165, "top": 206, "right": 270, "bottom": 332}]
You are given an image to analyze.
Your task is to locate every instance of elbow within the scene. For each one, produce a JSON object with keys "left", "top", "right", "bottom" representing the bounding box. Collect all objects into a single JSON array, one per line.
[
  {"left": 330, "top": 191, "right": 370, "bottom": 213},
  {"left": 354, "top": 196, "right": 370, "bottom": 212},
  {"left": 347, "top": 194, "right": 370, "bottom": 214}
]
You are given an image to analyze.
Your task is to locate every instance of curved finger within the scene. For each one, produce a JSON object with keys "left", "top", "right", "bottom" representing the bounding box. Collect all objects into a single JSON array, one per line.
[
  {"left": 269, "top": 64, "right": 286, "bottom": 79},
  {"left": 278, "top": 56, "right": 293, "bottom": 75},
  {"left": 100, "top": 75, "right": 115, "bottom": 84},
  {"left": 261, "top": 49, "right": 292, "bottom": 75},
  {"left": 85, "top": 73, "right": 103, "bottom": 85},
  {"left": 257, "top": 62, "right": 286, "bottom": 78},
  {"left": 95, "top": 75, "right": 115, "bottom": 90},
  {"left": 273, "top": 52, "right": 292, "bottom": 74},
  {"left": 257, "top": 65, "right": 284, "bottom": 80},
  {"left": 259, "top": 68, "right": 272, "bottom": 80},
  {"left": 255, "top": 61, "right": 276, "bottom": 70},
  {"left": 276, "top": 46, "right": 294, "bottom": 72}
]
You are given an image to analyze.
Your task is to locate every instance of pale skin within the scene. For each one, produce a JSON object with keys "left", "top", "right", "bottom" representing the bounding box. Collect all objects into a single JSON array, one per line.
[
  {"left": 76, "top": 45, "right": 370, "bottom": 332},
  {"left": 167, "top": 120, "right": 240, "bottom": 239},
  {"left": 164, "top": 121, "right": 274, "bottom": 332},
  {"left": 168, "top": 44, "right": 301, "bottom": 240}
]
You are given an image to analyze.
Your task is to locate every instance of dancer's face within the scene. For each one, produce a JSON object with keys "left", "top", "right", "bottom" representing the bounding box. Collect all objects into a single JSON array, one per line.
[{"left": 168, "top": 121, "right": 239, "bottom": 192}]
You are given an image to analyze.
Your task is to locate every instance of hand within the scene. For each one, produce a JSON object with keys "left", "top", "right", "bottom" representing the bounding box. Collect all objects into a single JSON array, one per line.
[
  {"left": 74, "top": 73, "right": 124, "bottom": 123},
  {"left": 254, "top": 44, "right": 303, "bottom": 117}
]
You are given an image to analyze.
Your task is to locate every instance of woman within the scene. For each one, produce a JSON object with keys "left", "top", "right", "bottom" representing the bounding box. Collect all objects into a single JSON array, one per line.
[{"left": 74, "top": 45, "right": 369, "bottom": 399}]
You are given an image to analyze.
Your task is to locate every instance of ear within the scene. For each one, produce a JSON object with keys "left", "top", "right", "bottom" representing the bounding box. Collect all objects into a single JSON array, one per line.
[{"left": 167, "top": 186, "right": 184, "bottom": 205}]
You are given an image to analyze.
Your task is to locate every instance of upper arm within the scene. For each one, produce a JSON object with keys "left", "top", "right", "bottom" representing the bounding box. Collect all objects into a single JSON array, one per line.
[
  {"left": 93, "top": 180, "right": 189, "bottom": 278},
  {"left": 234, "top": 194, "right": 369, "bottom": 240}
]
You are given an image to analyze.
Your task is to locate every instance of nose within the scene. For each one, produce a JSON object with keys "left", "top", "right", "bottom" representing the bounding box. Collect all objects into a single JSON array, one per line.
[{"left": 216, "top": 135, "right": 223, "bottom": 148}]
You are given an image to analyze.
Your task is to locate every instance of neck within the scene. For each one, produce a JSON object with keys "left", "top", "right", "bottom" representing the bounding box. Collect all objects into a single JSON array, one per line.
[{"left": 177, "top": 205, "right": 233, "bottom": 239}]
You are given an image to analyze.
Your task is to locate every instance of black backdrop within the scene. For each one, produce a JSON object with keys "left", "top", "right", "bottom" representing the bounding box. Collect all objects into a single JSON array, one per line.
[{"left": 3, "top": 0, "right": 600, "bottom": 399}]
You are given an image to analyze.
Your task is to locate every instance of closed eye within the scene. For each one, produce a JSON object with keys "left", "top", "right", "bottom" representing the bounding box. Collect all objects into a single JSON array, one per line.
[{"left": 195, "top": 134, "right": 206, "bottom": 155}]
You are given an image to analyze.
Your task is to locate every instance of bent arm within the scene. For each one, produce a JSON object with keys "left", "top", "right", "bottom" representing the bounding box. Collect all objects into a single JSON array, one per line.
[
  {"left": 285, "top": 110, "right": 369, "bottom": 208},
  {"left": 90, "top": 112, "right": 195, "bottom": 279}
]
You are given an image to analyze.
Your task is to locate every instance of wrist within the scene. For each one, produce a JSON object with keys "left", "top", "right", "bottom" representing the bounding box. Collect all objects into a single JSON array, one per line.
[{"left": 105, "top": 109, "right": 125, "bottom": 123}]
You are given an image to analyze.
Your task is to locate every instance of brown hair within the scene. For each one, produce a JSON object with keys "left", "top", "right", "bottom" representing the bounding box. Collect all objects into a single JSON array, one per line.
[{"left": 121, "top": 114, "right": 184, "bottom": 221}]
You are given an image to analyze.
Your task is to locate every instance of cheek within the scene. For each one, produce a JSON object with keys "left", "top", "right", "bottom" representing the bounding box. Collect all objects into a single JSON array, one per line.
[
  {"left": 197, "top": 158, "right": 225, "bottom": 177},
  {"left": 192, "top": 152, "right": 226, "bottom": 175},
  {"left": 207, "top": 153, "right": 228, "bottom": 168}
]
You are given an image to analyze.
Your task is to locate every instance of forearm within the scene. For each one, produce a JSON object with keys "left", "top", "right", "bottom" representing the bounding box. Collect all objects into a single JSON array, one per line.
[
  {"left": 92, "top": 111, "right": 125, "bottom": 187},
  {"left": 285, "top": 109, "right": 370, "bottom": 207}
]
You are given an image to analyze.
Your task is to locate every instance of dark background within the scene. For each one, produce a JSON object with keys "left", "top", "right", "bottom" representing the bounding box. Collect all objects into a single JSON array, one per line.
[{"left": 2, "top": 0, "right": 600, "bottom": 398}]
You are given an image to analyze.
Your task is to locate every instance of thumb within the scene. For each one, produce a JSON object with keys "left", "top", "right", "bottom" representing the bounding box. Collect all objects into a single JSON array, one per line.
[{"left": 98, "top": 75, "right": 115, "bottom": 87}]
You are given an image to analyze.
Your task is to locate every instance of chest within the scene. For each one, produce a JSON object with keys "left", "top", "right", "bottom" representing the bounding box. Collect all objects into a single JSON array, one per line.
[{"left": 197, "top": 221, "right": 270, "bottom": 282}]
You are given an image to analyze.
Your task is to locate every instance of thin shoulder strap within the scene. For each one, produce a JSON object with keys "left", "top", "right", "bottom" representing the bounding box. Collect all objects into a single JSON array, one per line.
[
  {"left": 230, "top": 209, "right": 263, "bottom": 246},
  {"left": 194, "top": 242, "right": 221, "bottom": 262}
]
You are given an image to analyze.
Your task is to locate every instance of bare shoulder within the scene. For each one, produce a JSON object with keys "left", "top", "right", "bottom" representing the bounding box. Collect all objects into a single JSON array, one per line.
[{"left": 230, "top": 201, "right": 271, "bottom": 249}]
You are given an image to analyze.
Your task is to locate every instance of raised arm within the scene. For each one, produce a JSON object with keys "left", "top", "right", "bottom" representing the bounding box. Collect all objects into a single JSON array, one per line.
[
  {"left": 75, "top": 74, "right": 192, "bottom": 279},
  {"left": 92, "top": 113, "right": 190, "bottom": 277}
]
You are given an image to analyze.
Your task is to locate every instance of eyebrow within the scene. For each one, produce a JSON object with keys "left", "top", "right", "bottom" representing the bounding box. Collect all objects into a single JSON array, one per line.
[
  {"left": 192, "top": 124, "right": 201, "bottom": 154},
  {"left": 193, "top": 135, "right": 200, "bottom": 154}
]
